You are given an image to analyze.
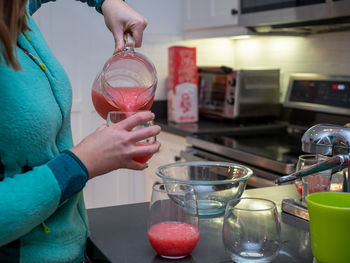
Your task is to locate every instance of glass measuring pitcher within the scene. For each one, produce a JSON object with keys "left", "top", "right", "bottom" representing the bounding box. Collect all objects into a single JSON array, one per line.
[{"left": 91, "top": 34, "right": 158, "bottom": 119}]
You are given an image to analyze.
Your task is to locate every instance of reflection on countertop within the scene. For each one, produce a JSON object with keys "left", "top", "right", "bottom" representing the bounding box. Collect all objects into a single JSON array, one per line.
[
  {"left": 87, "top": 185, "right": 314, "bottom": 263},
  {"left": 155, "top": 117, "right": 287, "bottom": 137}
]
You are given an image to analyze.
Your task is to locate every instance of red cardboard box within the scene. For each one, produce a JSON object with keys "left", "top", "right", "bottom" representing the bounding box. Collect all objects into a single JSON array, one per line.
[{"left": 168, "top": 46, "right": 198, "bottom": 123}]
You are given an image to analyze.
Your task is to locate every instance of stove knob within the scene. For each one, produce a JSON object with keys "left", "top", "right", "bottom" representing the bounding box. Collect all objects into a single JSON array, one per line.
[
  {"left": 227, "top": 97, "right": 235, "bottom": 105},
  {"left": 228, "top": 78, "right": 236, "bottom": 87}
]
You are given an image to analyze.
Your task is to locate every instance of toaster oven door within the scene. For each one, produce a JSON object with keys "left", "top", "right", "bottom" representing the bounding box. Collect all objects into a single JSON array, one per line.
[{"left": 198, "top": 72, "right": 236, "bottom": 118}]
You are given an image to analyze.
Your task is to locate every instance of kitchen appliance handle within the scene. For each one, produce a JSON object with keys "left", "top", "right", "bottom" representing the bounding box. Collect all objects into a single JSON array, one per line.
[
  {"left": 275, "top": 154, "right": 350, "bottom": 184},
  {"left": 180, "top": 150, "right": 276, "bottom": 188}
]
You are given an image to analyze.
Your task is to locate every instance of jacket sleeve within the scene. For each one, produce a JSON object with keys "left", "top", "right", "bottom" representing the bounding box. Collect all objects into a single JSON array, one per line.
[
  {"left": 0, "top": 150, "right": 88, "bottom": 246},
  {"left": 29, "top": 0, "right": 105, "bottom": 15}
]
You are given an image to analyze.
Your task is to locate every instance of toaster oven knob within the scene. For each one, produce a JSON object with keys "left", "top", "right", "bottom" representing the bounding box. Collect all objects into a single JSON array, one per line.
[
  {"left": 228, "top": 79, "right": 236, "bottom": 87},
  {"left": 227, "top": 98, "right": 235, "bottom": 105}
]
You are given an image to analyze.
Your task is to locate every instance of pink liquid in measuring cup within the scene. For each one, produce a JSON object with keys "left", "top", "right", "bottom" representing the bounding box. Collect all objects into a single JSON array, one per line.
[
  {"left": 106, "top": 86, "right": 155, "bottom": 113},
  {"left": 91, "top": 87, "right": 154, "bottom": 120},
  {"left": 91, "top": 89, "right": 119, "bottom": 120}
]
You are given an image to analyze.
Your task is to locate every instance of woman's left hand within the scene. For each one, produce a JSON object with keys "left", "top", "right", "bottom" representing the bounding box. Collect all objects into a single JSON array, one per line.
[{"left": 101, "top": 0, "right": 148, "bottom": 53}]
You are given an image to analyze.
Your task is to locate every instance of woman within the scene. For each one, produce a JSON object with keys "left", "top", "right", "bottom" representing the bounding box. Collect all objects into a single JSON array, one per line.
[{"left": 0, "top": 0, "right": 161, "bottom": 262}]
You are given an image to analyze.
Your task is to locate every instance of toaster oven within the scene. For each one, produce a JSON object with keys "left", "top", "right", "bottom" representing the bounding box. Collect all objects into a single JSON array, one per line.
[{"left": 198, "top": 67, "right": 280, "bottom": 119}]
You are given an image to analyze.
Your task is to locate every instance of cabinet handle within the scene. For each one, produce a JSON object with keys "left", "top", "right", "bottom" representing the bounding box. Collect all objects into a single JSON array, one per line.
[
  {"left": 231, "top": 9, "right": 238, "bottom": 15},
  {"left": 174, "top": 156, "right": 182, "bottom": 162}
]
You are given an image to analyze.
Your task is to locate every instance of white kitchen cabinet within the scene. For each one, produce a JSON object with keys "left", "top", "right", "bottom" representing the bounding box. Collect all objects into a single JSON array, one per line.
[
  {"left": 183, "top": 0, "right": 249, "bottom": 39},
  {"left": 144, "top": 131, "right": 189, "bottom": 201}
]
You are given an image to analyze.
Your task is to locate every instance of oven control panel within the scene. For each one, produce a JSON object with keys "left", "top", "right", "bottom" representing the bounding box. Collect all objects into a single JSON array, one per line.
[{"left": 284, "top": 74, "right": 350, "bottom": 115}]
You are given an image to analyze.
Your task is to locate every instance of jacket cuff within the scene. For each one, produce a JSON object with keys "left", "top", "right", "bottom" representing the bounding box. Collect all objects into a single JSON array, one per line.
[
  {"left": 94, "top": 0, "right": 105, "bottom": 13},
  {"left": 48, "top": 150, "right": 88, "bottom": 203}
]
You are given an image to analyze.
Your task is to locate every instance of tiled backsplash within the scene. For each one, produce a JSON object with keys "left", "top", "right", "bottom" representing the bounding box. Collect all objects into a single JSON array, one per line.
[
  {"left": 183, "top": 31, "right": 350, "bottom": 102},
  {"left": 141, "top": 31, "right": 350, "bottom": 102},
  {"left": 232, "top": 32, "right": 350, "bottom": 101}
]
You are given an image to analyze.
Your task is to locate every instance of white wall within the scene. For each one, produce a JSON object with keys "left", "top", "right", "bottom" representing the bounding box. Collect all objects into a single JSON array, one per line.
[{"left": 183, "top": 37, "right": 235, "bottom": 68}]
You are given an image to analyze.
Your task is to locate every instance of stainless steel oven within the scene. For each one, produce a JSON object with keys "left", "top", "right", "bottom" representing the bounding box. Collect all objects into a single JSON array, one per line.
[
  {"left": 181, "top": 127, "right": 303, "bottom": 188},
  {"left": 181, "top": 73, "right": 350, "bottom": 188}
]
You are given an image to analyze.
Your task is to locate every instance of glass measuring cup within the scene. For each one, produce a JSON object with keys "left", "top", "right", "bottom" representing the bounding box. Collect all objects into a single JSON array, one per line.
[{"left": 92, "top": 33, "right": 158, "bottom": 119}]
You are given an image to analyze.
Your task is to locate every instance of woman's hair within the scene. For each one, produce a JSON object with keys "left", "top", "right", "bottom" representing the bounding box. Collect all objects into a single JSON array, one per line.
[{"left": 0, "top": 0, "right": 29, "bottom": 70}]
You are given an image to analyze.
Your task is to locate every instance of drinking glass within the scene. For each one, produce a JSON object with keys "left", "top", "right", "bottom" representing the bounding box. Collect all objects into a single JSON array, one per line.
[
  {"left": 107, "top": 111, "right": 157, "bottom": 163},
  {"left": 147, "top": 183, "right": 200, "bottom": 259},
  {"left": 296, "top": 154, "right": 331, "bottom": 202},
  {"left": 223, "top": 197, "right": 281, "bottom": 263}
]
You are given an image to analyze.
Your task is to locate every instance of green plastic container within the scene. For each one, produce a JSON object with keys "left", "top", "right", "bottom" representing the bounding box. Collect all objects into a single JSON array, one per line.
[{"left": 306, "top": 192, "right": 350, "bottom": 263}]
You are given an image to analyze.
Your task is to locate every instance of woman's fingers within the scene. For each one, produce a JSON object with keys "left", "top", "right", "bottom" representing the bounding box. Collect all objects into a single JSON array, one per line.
[
  {"left": 71, "top": 110, "right": 160, "bottom": 179},
  {"left": 101, "top": 0, "right": 147, "bottom": 53},
  {"left": 96, "top": 124, "right": 108, "bottom": 132},
  {"left": 130, "top": 19, "right": 148, "bottom": 48},
  {"left": 129, "top": 126, "right": 161, "bottom": 143},
  {"left": 126, "top": 160, "right": 148, "bottom": 170},
  {"left": 113, "top": 28, "right": 125, "bottom": 54},
  {"left": 131, "top": 141, "right": 161, "bottom": 157},
  {"left": 116, "top": 111, "right": 155, "bottom": 131}
]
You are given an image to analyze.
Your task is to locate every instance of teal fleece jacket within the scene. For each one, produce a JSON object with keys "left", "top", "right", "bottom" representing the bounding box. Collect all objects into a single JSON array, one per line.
[{"left": 0, "top": 1, "right": 104, "bottom": 262}]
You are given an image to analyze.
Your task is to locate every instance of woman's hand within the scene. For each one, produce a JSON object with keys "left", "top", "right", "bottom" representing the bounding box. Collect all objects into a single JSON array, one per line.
[
  {"left": 101, "top": 0, "right": 148, "bottom": 53},
  {"left": 70, "top": 111, "right": 161, "bottom": 180}
]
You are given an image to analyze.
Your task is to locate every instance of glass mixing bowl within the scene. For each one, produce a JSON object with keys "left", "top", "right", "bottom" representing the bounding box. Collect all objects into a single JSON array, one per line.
[{"left": 156, "top": 161, "right": 253, "bottom": 216}]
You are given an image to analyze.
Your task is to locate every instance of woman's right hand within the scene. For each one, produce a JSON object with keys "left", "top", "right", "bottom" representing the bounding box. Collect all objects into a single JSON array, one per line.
[
  {"left": 101, "top": 0, "right": 148, "bottom": 53},
  {"left": 70, "top": 111, "right": 161, "bottom": 180}
]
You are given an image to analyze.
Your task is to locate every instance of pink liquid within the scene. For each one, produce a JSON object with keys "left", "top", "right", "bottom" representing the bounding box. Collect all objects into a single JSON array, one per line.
[
  {"left": 91, "top": 89, "right": 119, "bottom": 120},
  {"left": 91, "top": 87, "right": 154, "bottom": 120},
  {"left": 294, "top": 176, "right": 330, "bottom": 198},
  {"left": 307, "top": 175, "right": 330, "bottom": 193},
  {"left": 295, "top": 181, "right": 303, "bottom": 196},
  {"left": 147, "top": 221, "right": 200, "bottom": 258},
  {"left": 132, "top": 142, "right": 153, "bottom": 163},
  {"left": 106, "top": 86, "right": 154, "bottom": 112}
]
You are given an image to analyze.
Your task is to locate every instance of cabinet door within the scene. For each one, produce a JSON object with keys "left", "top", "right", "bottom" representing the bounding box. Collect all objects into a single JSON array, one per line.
[
  {"left": 144, "top": 132, "right": 189, "bottom": 201},
  {"left": 184, "top": 0, "right": 239, "bottom": 31}
]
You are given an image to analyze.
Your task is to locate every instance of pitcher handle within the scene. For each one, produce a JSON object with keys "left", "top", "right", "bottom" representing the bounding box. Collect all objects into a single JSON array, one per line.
[{"left": 123, "top": 32, "right": 135, "bottom": 55}]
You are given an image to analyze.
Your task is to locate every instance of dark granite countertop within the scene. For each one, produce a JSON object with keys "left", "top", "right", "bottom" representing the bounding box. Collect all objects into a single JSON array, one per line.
[
  {"left": 87, "top": 185, "right": 314, "bottom": 263},
  {"left": 154, "top": 118, "right": 288, "bottom": 137},
  {"left": 151, "top": 101, "right": 287, "bottom": 137}
]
